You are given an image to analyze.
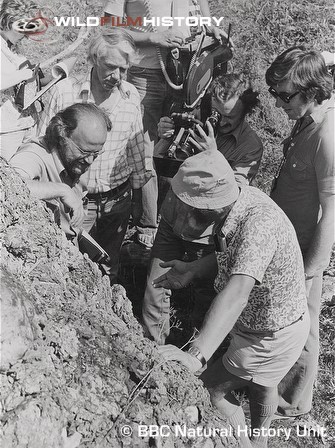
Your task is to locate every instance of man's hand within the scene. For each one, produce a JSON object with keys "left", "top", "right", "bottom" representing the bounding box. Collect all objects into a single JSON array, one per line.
[
  {"left": 189, "top": 121, "right": 217, "bottom": 152},
  {"left": 152, "top": 260, "right": 196, "bottom": 289},
  {"left": 158, "top": 116, "right": 175, "bottom": 139},
  {"left": 158, "top": 345, "right": 202, "bottom": 373},
  {"left": 59, "top": 187, "right": 85, "bottom": 228},
  {"left": 150, "top": 30, "right": 185, "bottom": 48},
  {"left": 206, "top": 26, "right": 234, "bottom": 47},
  {"left": 25, "top": 63, "right": 40, "bottom": 84}
]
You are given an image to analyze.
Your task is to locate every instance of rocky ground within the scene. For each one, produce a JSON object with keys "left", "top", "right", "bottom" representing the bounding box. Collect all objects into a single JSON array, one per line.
[{"left": 0, "top": 158, "right": 238, "bottom": 448}]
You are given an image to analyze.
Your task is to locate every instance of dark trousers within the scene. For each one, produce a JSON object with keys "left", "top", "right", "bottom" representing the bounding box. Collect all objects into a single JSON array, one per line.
[{"left": 83, "top": 185, "right": 131, "bottom": 284}]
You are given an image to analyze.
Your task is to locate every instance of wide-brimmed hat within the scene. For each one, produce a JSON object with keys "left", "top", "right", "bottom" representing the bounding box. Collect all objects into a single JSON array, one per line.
[{"left": 171, "top": 150, "right": 239, "bottom": 209}]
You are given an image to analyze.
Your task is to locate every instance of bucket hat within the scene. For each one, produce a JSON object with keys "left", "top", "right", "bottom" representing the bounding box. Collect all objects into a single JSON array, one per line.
[{"left": 171, "top": 150, "right": 239, "bottom": 209}]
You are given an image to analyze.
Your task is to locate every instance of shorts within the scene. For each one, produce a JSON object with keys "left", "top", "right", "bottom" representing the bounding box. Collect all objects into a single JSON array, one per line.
[{"left": 222, "top": 311, "right": 310, "bottom": 387}]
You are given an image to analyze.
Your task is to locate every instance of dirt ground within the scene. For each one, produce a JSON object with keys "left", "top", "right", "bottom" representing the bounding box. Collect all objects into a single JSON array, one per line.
[{"left": 0, "top": 158, "right": 239, "bottom": 448}]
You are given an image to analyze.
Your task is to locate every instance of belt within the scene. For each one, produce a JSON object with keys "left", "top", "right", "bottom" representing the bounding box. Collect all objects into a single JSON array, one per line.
[
  {"left": 87, "top": 179, "right": 130, "bottom": 200},
  {"left": 270, "top": 313, "right": 305, "bottom": 333},
  {"left": 237, "top": 313, "right": 305, "bottom": 335}
]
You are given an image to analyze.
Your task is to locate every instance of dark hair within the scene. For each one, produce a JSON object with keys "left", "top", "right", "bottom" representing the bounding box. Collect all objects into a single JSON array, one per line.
[
  {"left": 45, "top": 103, "right": 112, "bottom": 150},
  {"left": 209, "top": 73, "right": 259, "bottom": 116},
  {"left": 265, "top": 46, "right": 333, "bottom": 104}
]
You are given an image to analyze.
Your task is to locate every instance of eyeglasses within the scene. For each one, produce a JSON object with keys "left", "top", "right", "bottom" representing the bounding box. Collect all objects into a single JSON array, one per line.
[
  {"left": 67, "top": 138, "right": 103, "bottom": 158},
  {"left": 268, "top": 86, "right": 300, "bottom": 104}
]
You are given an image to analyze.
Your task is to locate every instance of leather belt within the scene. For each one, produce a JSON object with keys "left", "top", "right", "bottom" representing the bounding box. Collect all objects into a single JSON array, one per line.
[{"left": 87, "top": 179, "right": 130, "bottom": 200}]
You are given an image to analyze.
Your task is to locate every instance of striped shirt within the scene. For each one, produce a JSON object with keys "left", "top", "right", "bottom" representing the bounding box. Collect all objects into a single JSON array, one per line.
[{"left": 37, "top": 70, "right": 152, "bottom": 193}]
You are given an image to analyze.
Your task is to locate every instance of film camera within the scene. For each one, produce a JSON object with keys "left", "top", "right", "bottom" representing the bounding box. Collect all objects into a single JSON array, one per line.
[{"left": 154, "top": 28, "right": 233, "bottom": 177}]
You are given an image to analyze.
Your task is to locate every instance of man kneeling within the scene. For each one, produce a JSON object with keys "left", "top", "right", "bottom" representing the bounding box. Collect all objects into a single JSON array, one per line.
[{"left": 155, "top": 150, "right": 310, "bottom": 448}]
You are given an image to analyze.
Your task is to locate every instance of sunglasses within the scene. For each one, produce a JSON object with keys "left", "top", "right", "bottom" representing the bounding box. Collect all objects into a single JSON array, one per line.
[
  {"left": 268, "top": 86, "right": 300, "bottom": 104},
  {"left": 67, "top": 138, "right": 103, "bottom": 158}
]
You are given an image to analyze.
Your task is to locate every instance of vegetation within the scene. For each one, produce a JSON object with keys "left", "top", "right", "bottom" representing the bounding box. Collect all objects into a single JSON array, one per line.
[{"left": 12, "top": 0, "right": 335, "bottom": 446}]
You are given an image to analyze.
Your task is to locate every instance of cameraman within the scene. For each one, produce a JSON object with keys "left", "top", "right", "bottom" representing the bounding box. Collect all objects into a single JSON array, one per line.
[
  {"left": 158, "top": 73, "right": 263, "bottom": 186},
  {"left": 142, "top": 75, "right": 263, "bottom": 344}
]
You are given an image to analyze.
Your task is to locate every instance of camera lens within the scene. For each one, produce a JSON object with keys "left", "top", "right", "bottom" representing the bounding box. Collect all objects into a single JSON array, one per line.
[{"left": 208, "top": 110, "right": 221, "bottom": 133}]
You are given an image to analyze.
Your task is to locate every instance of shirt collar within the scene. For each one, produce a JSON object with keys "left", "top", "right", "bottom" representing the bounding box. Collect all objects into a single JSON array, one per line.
[
  {"left": 39, "top": 136, "right": 73, "bottom": 182},
  {"left": 217, "top": 120, "right": 247, "bottom": 143},
  {"left": 306, "top": 95, "right": 335, "bottom": 125},
  {"left": 78, "top": 69, "right": 131, "bottom": 102},
  {"left": 220, "top": 187, "right": 246, "bottom": 236}
]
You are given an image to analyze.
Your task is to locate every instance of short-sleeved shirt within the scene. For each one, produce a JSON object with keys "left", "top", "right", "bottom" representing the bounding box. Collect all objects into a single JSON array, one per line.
[
  {"left": 216, "top": 120, "right": 263, "bottom": 185},
  {"left": 37, "top": 71, "right": 152, "bottom": 193},
  {"left": 10, "top": 138, "right": 86, "bottom": 238},
  {"left": 271, "top": 97, "right": 335, "bottom": 254},
  {"left": 214, "top": 187, "right": 307, "bottom": 332},
  {"left": 104, "top": 0, "right": 201, "bottom": 68}
]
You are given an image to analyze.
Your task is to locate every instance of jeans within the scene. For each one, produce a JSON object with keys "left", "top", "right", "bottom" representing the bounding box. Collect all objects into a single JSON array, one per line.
[
  {"left": 83, "top": 185, "right": 131, "bottom": 284},
  {"left": 277, "top": 272, "right": 323, "bottom": 416},
  {"left": 128, "top": 66, "right": 173, "bottom": 232},
  {"left": 142, "top": 218, "right": 216, "bottom": 345}
]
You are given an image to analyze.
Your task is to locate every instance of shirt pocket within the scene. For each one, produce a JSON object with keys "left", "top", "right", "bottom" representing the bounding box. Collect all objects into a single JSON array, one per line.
[{"left": 289, "top": 155, "right": 308, "bottom": 182}]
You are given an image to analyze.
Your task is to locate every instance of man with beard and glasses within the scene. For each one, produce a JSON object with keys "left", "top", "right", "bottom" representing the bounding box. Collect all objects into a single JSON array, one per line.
[
  {"left": 37, "top": 28, "right": 153, "bottom": 284},
  {"left": 10, "top": 103, "right": 111, "bottom": 239}
]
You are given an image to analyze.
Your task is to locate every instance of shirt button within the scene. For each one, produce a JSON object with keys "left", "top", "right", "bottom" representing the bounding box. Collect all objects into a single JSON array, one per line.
[
  {"left": 293, "top": 163, "right": 296, "bottom": 167},
  {"left": 290, "top": 143, "right": 294, "bottom": 147}
]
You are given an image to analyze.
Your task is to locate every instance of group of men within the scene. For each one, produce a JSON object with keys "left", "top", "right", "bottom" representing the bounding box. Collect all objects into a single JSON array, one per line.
[
  {"left": 156, "top": 47, "right": 334, "bottom": 448},
  {"left": 3, "top": 2, "right": 334, "bottom": 447}
]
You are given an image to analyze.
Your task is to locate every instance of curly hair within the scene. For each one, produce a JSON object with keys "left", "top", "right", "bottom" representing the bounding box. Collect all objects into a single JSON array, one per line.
[
  {"left": 209, "top": 73, "right": 260, "bottom": 116},
  {"left": 88, "top": 27, "right": 138, "bottom": 66},
  {"left": 45, "top": 103, "right": 112, "bottom": 151},
  {"left": 265, "top": 46, "right": 333, "bottom": 104},
  {"left": 0, "top": 0, "right": 40, "bottom": 31}
]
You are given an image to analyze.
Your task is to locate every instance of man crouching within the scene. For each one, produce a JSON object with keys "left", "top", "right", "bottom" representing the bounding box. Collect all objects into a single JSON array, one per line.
[{"left": 155, "top": 149, "right": 310, "bottom": 448}]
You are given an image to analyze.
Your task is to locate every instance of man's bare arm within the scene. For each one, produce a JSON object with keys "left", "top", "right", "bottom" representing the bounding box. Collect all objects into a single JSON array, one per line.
[
  {"left": 304, "top": 191, "right": 334, "bottom": 279},
  {"left": 195, "top": 274, "right": 255, "bottom": 361},
  {"left": 25, "top": 180, "right": 85, "bottom": 228},
  {"left": 159, "top": 274, "right": 255, "bottom": 371}
]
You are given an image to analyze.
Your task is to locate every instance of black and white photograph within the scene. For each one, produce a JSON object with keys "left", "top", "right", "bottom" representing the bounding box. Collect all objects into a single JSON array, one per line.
[{"left": 1, "top": 0, "right": 334, "bottom": 447}]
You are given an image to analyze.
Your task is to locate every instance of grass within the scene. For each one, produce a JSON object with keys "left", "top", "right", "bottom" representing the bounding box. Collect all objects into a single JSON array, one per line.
[{"left": 8, "top": 0, "right": 335, "bottom": 446}]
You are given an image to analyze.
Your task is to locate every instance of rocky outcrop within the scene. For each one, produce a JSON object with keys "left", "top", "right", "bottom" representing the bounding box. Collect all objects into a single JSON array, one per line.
[{"left": 0, "top": 158, "right": 236, "bottom": 448}]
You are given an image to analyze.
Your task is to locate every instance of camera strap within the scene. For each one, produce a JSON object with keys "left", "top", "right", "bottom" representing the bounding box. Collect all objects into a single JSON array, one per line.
[{"left": 139, "top": 0, "right": 204, "bottom": 90}]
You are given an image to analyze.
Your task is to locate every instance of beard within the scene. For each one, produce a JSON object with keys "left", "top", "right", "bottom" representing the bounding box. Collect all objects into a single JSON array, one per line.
[
  {"left": 67, "top": 160, "right": 90, "bottom": 183},
  {"left": 57, "top": 146, "right": 90, "bottom": 184}
]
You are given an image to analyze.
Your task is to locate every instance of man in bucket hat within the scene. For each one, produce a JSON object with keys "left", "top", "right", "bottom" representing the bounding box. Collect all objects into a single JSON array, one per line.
[
  {"left": 142, "top": 122, "right": 239, "bottom": 345},
  {"left": 154, "top": 149, "right": 310, "bottom": 448}
]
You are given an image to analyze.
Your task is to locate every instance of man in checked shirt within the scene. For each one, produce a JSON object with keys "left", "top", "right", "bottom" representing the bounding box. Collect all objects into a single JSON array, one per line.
[{"left": 37, "top": 28, "right": 153, "bottom": 284}]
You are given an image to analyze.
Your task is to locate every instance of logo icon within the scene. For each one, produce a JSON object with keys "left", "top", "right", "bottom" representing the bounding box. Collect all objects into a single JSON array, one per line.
[{"left": 12, "top": 8, "right": 56, "bottom": 42}]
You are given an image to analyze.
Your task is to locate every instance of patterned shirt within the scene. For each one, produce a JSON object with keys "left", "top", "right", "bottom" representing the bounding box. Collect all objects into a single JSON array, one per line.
[
  {"left": 37, "top": 71, "right": 152, "bottom": 193},
  {"left": 214, "top": 187, "right": 307, "bottom": 332}
]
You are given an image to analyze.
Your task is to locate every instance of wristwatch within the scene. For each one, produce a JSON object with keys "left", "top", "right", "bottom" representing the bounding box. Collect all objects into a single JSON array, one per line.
[{"left": 187, "top": 345, "right": 207, "bottom": 367}]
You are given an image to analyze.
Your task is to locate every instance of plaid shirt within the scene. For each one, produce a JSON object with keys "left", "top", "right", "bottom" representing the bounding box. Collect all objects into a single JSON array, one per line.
[{"left": 37, "top": 71, "right": 152, "bottom": 193}]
